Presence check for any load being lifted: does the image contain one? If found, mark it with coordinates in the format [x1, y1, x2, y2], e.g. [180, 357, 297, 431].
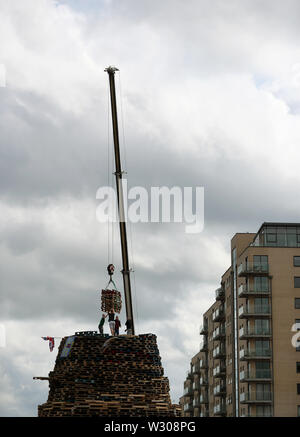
[101, 264, 122, 313]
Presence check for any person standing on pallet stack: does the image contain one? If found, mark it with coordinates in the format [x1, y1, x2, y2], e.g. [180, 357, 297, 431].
[114, 316, 121, 336]
[108, 308, 115, 336]
[125, 319, 132, 335]
[98, 313, 107, 335]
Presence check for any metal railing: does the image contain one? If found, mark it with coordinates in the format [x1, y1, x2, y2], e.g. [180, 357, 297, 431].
[239, 326, 272, 337]
[240, 392, 272, 402]
[239, 304, 271, 317]
[239, 348, 272, 359]
[238, 262, 269, 275]
[238, 283, 270, 296]
[239, 369, 272, 380]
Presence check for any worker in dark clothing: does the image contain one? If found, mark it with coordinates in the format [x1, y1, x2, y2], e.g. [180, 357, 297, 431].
[108, 309, 115, 336]
[125, 319, 132, 335]
[98, 313, 107, 335]
[114, 316, 121, 336]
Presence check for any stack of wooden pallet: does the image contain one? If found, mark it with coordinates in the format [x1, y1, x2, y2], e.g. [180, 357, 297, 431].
[101, 289, 122, 313]
[38, 332, 180, 417]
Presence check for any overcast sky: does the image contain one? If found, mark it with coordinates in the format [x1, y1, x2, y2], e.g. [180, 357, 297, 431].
[1, 0, 300, 416]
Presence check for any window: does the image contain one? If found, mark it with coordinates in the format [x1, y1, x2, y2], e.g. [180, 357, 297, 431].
[255, 340, 270, 356]
[254, 297, 269, 313]
[256, 361, 271, 378]
[295, 298, 300, 309]
[253, 255, 268, 271]
[296, 362, 300, 373]
[297, 384, 300, 395]
[256, 383, 271, 400]
[257, 405, 272, 417]
[294, 277, 300, 288]
[254, 276, 269, 292]
[298, 405, 300, 417]
[255, 319, 270, 335]
[266, 233, 277, 244]
[294, 256, 300, 267]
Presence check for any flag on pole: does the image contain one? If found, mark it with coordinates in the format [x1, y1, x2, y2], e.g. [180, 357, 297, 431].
[42, 336, 55, 352]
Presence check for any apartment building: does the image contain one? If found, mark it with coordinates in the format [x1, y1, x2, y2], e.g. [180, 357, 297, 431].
[182, 222, 300, 417]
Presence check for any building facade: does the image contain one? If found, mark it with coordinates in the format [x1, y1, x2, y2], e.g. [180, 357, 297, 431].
[182, 223, 300, 417]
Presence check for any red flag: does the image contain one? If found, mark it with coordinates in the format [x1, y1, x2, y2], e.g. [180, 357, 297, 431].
[42, 336, 55, 352]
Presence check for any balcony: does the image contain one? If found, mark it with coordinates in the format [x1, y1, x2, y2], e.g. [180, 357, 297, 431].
[199, 409, 209, 417]
[212, 306, 225, 322]
[238, 262, 269, 277]
[192, 362, 201, 375]
[199, 376, 209, 386]
[193, 380, 200, 392]
[213, 344, 226, 359]
[199, 393, 209, 404]
[240, 392, 273, 404]
[200, 340, 208, 352]
[213, 404, 226, 416]
[215, 287, 225, 301]
[213, 325, 226, 340]
[239, 369, 272, 382]
[185, 370, 192, 381]
[238, 304, 271, 319]
[184, 386, 193, 396]
[183, 402, 193, 412]
[239, 326, 272, 339]
[239, 348, 272, 361]
[213, 364, 226, 378]
[238, 283, 270, 298]
[193, 398, 201, 408]
[213, 384, 226, 397]
[199, 359, 208, 369]
[200, 323, 208, 335]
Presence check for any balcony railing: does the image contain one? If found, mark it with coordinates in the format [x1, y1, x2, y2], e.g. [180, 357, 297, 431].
[213, 344, 226, 359]
[240, 392, 273, 403]
[199, 359, 208, 369]
[192, 363, 201, 374]
[193, 380, 200, 391]
[213, 325, 226, 340]
[184, 386, 193, 396]
[239, 348, 272, 360]
[213, 404, 226, 415]
[239, 304, 271, 318]
[238, 283, 270, 297]
[213, 364, 226, 377]
[200, 323, 208, 335]
[213, 384, 226, 396]
[186, 370, 193, 380]
[193, 398, 200, 408]
[212, 306, 225, 322]
[215, 287, 225, 301]
[199, 410, 209, 417]
[239, 369, 272, 381]
[183, 403, 193, 411]
[199, 376, 209, 386]
[199, 394, 209, 404]
[200, 340, 208, 352]
[238, 262, 269, 276]
[239, 326, 272, 339]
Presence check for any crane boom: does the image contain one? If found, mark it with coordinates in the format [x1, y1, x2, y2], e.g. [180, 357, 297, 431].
[105, 66, 135, 336]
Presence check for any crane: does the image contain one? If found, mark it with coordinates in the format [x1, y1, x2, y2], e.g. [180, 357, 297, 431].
[105, 66, 135, 336]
